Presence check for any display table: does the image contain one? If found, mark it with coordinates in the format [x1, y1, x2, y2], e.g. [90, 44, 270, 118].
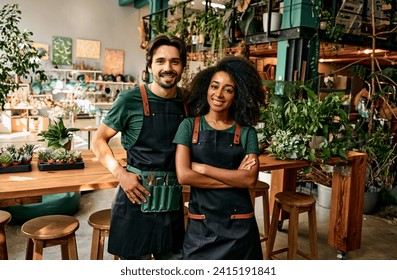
[259, 151, 367, 255]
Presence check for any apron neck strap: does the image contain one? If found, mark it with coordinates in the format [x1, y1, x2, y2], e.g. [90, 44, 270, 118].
[139, 84, 150, 116]
[139, 84, 188, 116]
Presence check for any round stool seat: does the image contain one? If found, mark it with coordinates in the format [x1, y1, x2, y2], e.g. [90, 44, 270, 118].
[21, 215, 79, 240]
[0, 210, 11, 226]
[21, 215, 79, 260]
[275, 191, 316, 208]
[88, 209, 111, 230]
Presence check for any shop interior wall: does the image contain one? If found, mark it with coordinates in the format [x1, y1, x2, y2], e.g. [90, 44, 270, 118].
[15, 0, 148, 83]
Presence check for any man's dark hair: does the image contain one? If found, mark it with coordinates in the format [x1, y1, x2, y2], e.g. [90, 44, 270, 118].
[145, 35, 187, 69]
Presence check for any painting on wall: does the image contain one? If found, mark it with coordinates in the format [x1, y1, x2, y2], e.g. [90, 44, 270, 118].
[52, 36, 72, 66]
[103, 49, 124, 75]
[32, 42, 49, 60]
[76, 39, 101, 59]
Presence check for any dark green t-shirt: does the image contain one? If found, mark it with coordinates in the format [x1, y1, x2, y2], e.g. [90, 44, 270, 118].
[103, 84, 184, 150]
[173, 116, 260, 155]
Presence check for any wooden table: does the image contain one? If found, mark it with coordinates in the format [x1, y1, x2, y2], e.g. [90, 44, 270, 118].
[259, 151, 367, 256]
[0, 148, 367, 256]
[0, 149, 126, 208]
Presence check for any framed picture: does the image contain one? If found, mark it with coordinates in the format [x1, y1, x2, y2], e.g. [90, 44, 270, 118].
[52, 36, 72, 66]
[103, 49, 124, 75]
[32, 42, 49, 60]
[76, 39, 101, 59]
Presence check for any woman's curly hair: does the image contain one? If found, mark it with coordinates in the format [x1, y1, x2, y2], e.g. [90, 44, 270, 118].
[186, 56, 265, 126]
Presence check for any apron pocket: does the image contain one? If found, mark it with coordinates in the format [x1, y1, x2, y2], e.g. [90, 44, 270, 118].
[141, 184, 182, 213]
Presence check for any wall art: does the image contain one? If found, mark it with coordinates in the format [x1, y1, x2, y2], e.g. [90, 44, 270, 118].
[52, 36, 72, 66]
[32, 42, 49, 60]
[76, 39, 101, 59]
[103, 49, 124, 75]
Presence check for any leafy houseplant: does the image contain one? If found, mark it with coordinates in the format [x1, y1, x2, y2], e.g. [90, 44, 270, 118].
[37, 118, 79, 149]
[260, 80, 352, 163]
[0, 4, 47, 109]
[359, 125, 397, 192]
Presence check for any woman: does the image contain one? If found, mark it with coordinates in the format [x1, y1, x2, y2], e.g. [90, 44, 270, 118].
[173, 56, 265, 259]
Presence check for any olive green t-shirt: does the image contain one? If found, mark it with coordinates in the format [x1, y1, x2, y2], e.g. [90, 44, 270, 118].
[103, 84, 184, 150]
[173, 116, 260, 155]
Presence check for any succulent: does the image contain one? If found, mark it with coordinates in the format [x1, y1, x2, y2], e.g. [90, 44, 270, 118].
[22, 143, 36, 156]
[0, 152, 13, 165]
[12, 150, 23, 163]
[37, 148, 52, 161]
[21, 143, 36, 163]
[5, 144, 17, 155]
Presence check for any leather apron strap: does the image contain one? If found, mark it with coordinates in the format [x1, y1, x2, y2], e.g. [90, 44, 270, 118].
[139, 84, 150, 116]
[139, 84, 188, 116]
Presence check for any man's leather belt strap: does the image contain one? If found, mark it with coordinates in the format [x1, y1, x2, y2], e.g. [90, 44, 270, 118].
[188, 212, 255, 220]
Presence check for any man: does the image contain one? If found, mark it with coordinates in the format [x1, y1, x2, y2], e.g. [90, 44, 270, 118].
[91, 35, 187, 260]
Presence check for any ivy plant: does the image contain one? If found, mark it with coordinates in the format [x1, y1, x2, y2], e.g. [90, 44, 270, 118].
[0, 4, 47, 109]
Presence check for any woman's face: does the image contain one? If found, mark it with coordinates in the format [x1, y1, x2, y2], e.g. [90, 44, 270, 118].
[207, 71, 236, 113]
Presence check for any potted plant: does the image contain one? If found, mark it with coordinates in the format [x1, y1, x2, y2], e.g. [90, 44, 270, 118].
[0, 152, 12, 167]
[319, 9, 331, 31]
[355, 124, 397, 213]
[260, 80, 352, 163]
[262, 0, 282, 34]
[0, 4, 47, 109]
[37, 148, 51, 163]
[37, 118, 79, 149]
[22, 143, 36, 164]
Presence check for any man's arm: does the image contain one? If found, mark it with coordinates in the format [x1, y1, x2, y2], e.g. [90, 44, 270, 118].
[91, 123, 150, 204]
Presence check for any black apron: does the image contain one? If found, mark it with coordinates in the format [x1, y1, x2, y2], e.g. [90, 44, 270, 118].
[108, 84, 185, 258]
[183, 116, 263, 260]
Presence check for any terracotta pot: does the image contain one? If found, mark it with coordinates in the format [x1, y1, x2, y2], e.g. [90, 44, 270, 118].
[64, 140, 72, 150]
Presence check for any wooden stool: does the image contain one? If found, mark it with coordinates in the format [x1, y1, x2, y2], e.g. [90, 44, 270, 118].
[87, 209, 118, 260]
[0, 210, 12, 260]
[265, 191, 318, 260]
[249, 181, 270, 242]
[21, 215, 79, 260]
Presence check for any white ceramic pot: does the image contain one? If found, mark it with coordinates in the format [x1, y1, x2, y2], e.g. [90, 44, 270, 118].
[320, 21, 328, 30]
[317, 183, 331, 209]
[263, 12, 282, 33]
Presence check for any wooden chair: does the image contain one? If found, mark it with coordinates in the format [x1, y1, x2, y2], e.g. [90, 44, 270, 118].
[0, 210, 11, 260]
[249, 181, 270, 243]
[87, 208, 118, 260]
[265, 191, 318, 260]
[21, 215, 79, 260]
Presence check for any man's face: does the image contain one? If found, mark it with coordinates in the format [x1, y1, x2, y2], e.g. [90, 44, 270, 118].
[148, 45, 183, 89]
